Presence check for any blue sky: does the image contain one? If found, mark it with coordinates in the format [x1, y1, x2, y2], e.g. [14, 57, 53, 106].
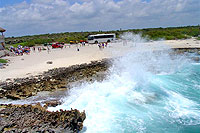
[0, 0, 199, 37]
[0, 0, 150, 8]
[0, 0, 31, 7]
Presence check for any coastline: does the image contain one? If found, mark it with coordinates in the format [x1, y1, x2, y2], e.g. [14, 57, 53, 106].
[0, 39, 200, 82]
[0, 59, 111, 100]
[0, 38, 200, 132]
[1, 39, 200, 99]
[0, 59, 111, 132]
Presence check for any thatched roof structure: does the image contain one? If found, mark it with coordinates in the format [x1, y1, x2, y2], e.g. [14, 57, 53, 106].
[0, 27, 6, 32]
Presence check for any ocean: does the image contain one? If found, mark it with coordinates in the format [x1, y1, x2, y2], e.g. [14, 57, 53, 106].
[48, 35, 200, 133]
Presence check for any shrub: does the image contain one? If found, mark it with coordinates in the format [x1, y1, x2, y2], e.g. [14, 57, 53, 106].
[165, 36, 176, 40]
[0, 59, 8, 63]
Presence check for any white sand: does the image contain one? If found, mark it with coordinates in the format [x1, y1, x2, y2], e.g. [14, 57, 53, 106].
[0, 38, 200, 81]
[162, 38, 200, 48]
[0, 43, 129, 81]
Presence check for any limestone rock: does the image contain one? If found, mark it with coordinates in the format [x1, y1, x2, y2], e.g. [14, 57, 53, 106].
[0, 104, 86, 132]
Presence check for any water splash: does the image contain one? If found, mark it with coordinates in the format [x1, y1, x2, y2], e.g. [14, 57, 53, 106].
[48, 33, 200, 132]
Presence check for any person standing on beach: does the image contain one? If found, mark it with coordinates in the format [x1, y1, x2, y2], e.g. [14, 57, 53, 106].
[38, 47, 41, 52]
[32, 46, 36, 52]
[105, 42, 108, 47]
[98, 43, 102, 50]
[102, 43, 104, 49]
[47, 45, 50, 54]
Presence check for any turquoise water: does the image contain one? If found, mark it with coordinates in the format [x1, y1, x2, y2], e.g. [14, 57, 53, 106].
[48, 39, 200, 133]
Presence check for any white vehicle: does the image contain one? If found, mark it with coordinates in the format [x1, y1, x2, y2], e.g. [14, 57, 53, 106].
[87, 34, 116, 44]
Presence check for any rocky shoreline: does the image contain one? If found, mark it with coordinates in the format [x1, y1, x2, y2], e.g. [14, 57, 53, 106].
[1, 48, 200, 100]
[173, 48, 200, 61]
[0, 58, 112, 100]
[0, 58, 112, 132]
[0, 48, 199, 132]
[0, 103, 86, 132]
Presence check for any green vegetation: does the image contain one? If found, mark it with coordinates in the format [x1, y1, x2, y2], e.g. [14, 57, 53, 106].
[0, 59, 8, 63]
[5, 25, 200, 47]
[140, 26, 199, 40]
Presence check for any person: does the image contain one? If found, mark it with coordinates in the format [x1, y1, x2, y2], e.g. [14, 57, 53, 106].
[38, 47, 41, 52]
[102, 43, 104, 49]
[18, 45, 22, 49]
[47, 45, 50, 54]
[25, 47, 30, 54]
[98, 43, 102, 50]
[32, 46, 36, 52]
[9, 46, 14, 52]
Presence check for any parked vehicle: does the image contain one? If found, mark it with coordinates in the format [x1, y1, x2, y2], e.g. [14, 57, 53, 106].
[70, 41, 78, 44]
[52, 43, 63, 48]
[80, 40, 88, 43]
[87, 34, 116, 44]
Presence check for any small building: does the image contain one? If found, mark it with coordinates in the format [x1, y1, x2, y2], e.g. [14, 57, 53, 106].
[0, 27, 6, 50]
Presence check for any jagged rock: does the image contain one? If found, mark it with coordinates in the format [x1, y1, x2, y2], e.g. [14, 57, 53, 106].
[0, 59, 111, 100]
[188, 49, 196, 53]
[43, 100, 62, 107]
[5, 94, 21, 100]
[192, 57, 200, 62]
[0, 104, 86, 132]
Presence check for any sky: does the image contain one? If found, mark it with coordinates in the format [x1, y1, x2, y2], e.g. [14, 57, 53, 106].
[0, 0, 199, 37]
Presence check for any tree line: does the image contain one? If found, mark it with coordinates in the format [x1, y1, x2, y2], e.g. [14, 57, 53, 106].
[5, 25, 200, 47]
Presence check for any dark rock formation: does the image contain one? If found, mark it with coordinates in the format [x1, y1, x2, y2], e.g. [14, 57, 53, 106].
[173, 48, 200, 55]
[0, 103, 86, 133]
[192, 56, 200, 62]
[43, 100, 62, 107]
[0, 59, 112, 100]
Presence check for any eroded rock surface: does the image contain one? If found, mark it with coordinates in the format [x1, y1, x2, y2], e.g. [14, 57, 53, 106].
[0, 104, 86, 133]
[0, 59, 111, 99]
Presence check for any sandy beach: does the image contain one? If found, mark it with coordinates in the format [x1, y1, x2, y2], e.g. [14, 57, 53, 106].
[0, 38, 200, 81]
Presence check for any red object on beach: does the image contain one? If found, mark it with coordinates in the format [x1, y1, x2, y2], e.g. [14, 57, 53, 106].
[80, 40, 88, 43]
[52, 43, 63, 48]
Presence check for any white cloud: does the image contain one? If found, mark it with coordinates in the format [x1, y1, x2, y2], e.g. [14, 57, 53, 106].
[0, 0, 199, 36]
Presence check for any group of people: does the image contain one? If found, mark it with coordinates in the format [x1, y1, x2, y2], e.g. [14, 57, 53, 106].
[9, 45, 31, 56]
[9, 41, 104, 56]
[32, 46, 43, 52]
[98, 42, 108, 50]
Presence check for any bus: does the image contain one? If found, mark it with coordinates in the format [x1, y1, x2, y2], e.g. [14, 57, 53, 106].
[87, 34, 116, 44]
